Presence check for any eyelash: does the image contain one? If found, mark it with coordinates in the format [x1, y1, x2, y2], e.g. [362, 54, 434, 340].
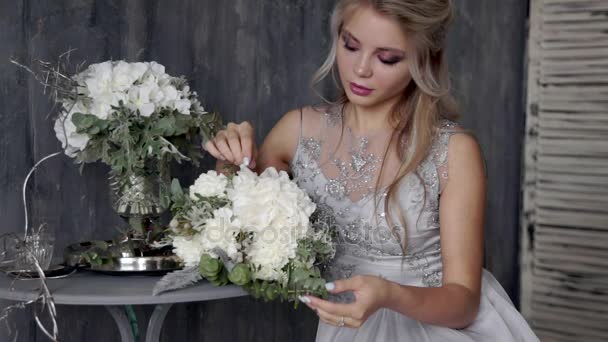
[342, 42, 402, 66]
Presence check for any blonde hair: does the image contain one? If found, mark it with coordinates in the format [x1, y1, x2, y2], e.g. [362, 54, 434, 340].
[311, 0, 458, 253]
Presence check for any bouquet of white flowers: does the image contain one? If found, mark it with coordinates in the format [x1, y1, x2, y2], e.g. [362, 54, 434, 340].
[158, 167, 335, 302]
[13, 56, 224, 253]
[52, 60, 221, 175]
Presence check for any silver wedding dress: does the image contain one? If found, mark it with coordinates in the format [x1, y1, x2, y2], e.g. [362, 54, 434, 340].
[290, 106, 539, 342]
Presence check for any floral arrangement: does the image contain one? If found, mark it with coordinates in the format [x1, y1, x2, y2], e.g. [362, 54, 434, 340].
[51, 60, 222, 177]
[159, 167, 336, 302]
[11, 56, 225, 262]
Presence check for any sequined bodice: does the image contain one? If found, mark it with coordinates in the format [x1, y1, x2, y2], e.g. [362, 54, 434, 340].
[290, 106, 462, 288]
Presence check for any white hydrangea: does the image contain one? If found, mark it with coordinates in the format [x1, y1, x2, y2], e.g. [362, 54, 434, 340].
[172, 166, 322, 280]
[172, 235, 204, 268]
[70, 61, 193, 121]
[53, 101, 91, 157]
[189, 170, 228, 199]
[247, 238, 298, 281]
[199, 207, 243, 262]
[228, 167, 316, 280]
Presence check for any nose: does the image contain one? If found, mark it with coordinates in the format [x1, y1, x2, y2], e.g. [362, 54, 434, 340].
[354, 54, 373, 78]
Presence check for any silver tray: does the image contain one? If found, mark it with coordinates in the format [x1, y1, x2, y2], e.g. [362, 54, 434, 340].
[87, 255, 182, 275]
[64, 241, 183, 275]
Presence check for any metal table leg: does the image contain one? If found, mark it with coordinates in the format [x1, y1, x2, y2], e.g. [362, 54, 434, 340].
[106, 306, 136, 342]
[145, 303, 173, 342]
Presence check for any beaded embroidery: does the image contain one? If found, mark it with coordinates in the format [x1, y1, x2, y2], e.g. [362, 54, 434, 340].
[326, 129, 382, 201]
[290, 110, 463, 288]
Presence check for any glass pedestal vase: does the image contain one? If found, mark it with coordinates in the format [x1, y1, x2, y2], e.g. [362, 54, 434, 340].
[108, 162, 171, 241]
[73, 162, 181, 274]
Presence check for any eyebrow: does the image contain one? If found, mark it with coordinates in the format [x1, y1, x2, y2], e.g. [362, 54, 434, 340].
[342, 29, 406, 55]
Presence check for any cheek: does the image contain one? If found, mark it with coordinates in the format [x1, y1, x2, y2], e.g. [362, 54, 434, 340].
[336, 50, 353, 78]
[375, 67, 412, 93]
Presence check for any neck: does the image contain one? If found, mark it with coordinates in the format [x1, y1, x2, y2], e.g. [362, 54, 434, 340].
[344, 99, 399, 135]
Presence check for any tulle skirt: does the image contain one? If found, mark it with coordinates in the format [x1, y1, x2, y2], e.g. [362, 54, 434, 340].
[316, 269, 539, 342]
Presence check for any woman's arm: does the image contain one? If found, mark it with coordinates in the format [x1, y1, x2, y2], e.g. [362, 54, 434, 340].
[254, 108, 302, 173]
[383, 132, 486, 328]
[206, 108, 303, 174]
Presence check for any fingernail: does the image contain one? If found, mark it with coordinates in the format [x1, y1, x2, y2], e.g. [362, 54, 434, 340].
[298, 295, 310, 304]
[325, 282, 335, 291]
[242, 157, 250, 167]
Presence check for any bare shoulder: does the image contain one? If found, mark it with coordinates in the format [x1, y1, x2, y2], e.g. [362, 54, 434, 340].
[445, 132, 485, 185]
[271, 105, 321, 136]
[271, 105, 327, 137]
[448, 133, 481, 158]
[257, 105, 321, 172]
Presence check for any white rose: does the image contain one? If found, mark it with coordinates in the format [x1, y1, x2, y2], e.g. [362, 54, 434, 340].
[189, 170, 228, 199]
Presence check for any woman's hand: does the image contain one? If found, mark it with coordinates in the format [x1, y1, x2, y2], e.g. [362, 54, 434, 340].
[204, 122, 257, 168]
[300, 275, 395, 328]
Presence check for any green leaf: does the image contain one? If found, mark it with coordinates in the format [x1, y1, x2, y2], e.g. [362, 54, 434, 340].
[291, 268, 312, 285]
[87, 126, 101, 135]
[153, 116, 176, 136]
[72, 112, 97, 129]
[171, 178, 184, 197]
[173, 114, 192, 136]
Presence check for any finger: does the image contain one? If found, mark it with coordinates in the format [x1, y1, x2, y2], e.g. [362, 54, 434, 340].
[225, 130, 244, 165]
[326, 276, 361, 294]
[214, 135, 236, 164]
[250, 144, 258, 169]
[306, 296, 352, 317]
[315, 308, 342, 327]
[237, 122, 255, 167]
[203, 140, 225, 161]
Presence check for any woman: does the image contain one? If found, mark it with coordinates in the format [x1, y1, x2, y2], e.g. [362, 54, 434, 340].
[205, 0, 539, 341]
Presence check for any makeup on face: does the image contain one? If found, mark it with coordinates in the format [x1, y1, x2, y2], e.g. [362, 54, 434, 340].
[341, 30, 406, 66]
[336, 7, 414, 108]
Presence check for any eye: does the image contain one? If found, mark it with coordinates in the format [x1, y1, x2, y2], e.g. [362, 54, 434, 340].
[341, 34, 359, 52]
[379, 57, 401, 65]
[344, 43, 358, 52]
[379, 54, 404, 65]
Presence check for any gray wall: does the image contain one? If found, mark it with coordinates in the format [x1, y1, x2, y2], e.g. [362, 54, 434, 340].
[0, 0, 528, 341]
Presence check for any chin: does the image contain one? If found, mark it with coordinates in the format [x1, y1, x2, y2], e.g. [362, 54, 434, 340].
[345, 93, 383, 108]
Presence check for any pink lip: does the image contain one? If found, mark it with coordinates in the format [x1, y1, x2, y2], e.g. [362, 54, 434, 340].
[349, 82, 374, 96]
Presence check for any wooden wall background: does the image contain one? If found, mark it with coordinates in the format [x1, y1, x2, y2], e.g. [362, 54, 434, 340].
[0, 0, 529, 341]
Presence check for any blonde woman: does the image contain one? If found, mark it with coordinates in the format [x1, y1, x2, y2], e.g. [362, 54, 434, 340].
[205, 0, 539, 341]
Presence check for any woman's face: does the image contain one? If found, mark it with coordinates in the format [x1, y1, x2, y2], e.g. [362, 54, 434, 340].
[336, 6, 413, 110]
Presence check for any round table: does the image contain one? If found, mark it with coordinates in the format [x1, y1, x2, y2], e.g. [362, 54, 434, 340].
[0, 270, 248, 342]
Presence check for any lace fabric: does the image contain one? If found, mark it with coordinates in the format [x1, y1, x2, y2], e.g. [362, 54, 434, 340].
[290, 105, 466, 288]
[292, 107, 541, 342]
